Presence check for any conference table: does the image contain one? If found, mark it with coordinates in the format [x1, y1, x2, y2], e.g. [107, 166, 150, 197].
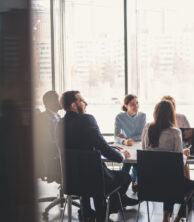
[106, 142, 142, 164]
[105, 142, 194, 165]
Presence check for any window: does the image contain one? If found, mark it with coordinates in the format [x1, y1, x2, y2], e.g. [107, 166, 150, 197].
[135, 0, 194, 125]
[63, 0, 125, 133]
[33, 0, 194, 131]
[32, 0, 52, 110]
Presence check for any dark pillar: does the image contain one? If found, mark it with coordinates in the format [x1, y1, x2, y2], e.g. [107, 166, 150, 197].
[0, 1, 37, 222]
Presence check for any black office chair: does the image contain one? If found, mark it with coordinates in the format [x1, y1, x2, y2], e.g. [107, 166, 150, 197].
[37, 144, 81, 219]
[136, 150, 193, 222]
[60, 149, 126, 222]
[37, 156, 65, 218]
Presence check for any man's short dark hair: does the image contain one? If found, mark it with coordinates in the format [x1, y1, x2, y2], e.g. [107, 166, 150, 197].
[60, 90, 80, 111]
[43, 90, 58, 108]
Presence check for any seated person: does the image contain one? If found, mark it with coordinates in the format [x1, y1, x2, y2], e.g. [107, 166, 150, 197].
[56, 90, 138, 222]
[36, 90, 61, 182]
[161, 95, 190, 128]
[161, 95, 191, 179]
[114, 94, 146, 193]
[142, 100, 194, 222]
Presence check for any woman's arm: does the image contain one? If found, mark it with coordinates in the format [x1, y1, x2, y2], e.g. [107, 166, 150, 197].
[114, 116, 125, 144]
[131, 113, 147, 141]
[174, 129, 183, 153]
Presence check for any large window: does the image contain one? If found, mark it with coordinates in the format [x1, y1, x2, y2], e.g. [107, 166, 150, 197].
[135, 0, 194, 125]
[63, 0, 125, 133]
[32, 0, 52, 110]
[33, 0, 194, 131]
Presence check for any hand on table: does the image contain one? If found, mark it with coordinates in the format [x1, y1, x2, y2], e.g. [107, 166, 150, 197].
[121, 149, 131, 159]
[117, 134, 134, 146]
[123, 138, 134, 146]
[111, 145, 123, 151]
[183, 148, 190, 158]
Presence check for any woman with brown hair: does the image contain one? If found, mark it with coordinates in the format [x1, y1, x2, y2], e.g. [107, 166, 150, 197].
[162, 95, 191, 179]
[114, 94, 146, 193]
[142, 100, 194, 222]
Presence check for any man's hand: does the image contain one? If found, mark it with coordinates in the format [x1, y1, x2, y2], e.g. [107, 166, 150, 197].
[183, 148, 190, 158]
[121, 149, 131, 159]
[123, 138, 134, 146]
[111, 146, 123, 151]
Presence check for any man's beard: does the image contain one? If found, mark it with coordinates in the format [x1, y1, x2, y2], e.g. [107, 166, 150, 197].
[76, 103, 84, 114]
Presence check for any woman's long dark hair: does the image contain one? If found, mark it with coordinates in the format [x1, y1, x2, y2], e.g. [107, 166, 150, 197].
[148, 100, 176, 147]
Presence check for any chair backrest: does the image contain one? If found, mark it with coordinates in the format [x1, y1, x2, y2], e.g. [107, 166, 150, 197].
[62, 149, 105, 198]
[137, 150, 185, 203]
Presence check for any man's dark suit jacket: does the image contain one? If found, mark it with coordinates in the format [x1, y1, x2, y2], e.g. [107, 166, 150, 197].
[56, 111, 124, 187]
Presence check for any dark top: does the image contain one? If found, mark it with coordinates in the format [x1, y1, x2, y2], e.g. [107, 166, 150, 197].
[57, 111, 123, 162]
[56, 111, 124, 185]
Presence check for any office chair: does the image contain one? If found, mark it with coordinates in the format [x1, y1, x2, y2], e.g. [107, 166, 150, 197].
[37, 146, 80, 218]
[37, 157, 64, 218]
[136, 150, 193, 222]
[60, 149, 126, 222]
[35, 111, 80, 218]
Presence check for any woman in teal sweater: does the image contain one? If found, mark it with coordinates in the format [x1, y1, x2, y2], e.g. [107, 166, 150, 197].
[114, 94, 146, 192]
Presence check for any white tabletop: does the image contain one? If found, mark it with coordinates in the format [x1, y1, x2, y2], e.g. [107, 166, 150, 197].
[102, 142, 142, 164]
[114, 142, 142, 163]
[105, 142, 194, 165]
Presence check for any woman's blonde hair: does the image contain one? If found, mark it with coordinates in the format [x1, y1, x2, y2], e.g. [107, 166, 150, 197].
[161, 95, 176, 109]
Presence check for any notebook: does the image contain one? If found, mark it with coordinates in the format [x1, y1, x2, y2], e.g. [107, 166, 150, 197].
[180, 128, 194, 158]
